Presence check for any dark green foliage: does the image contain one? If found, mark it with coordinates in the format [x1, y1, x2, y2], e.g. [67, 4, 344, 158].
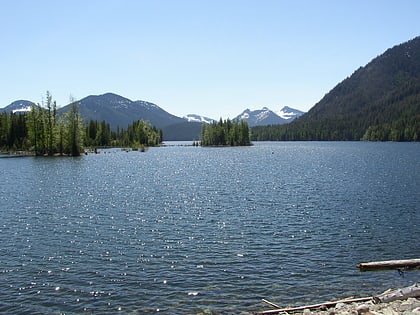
[84, 119, 162, 148]
[45, 91, 57, 155]
[120, 119, 162, 147]
[27, 103, 48, 155]
[64, 99, 84, 156]
[0, 112, 9, 147]
[201, 118, 251, 146]
[251, 36, 420, 142]
[0, 112, 28, 150]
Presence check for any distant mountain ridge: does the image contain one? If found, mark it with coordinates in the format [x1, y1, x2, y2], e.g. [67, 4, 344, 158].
[184, 106, 304, 127]
[1, 94, 304, 140]
[235, 106, 304, 127]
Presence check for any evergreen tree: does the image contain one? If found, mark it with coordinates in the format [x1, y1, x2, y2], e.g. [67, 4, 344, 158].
[45, 91, 57, 155]
[26, 103, 47, 155]
[95, 120, 111, 146]
[201, 118, 251, 146]
[63, 97, 84, 156]
[57, 115, 65, 155]
[8, 113, 27, 150]
[0, 112, 9, 149]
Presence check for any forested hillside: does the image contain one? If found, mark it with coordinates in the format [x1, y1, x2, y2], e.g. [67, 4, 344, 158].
[0, 92, 162, 155]
[252, 36, 420, 141]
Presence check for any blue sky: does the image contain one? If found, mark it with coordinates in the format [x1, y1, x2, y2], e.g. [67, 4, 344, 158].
[1, 0, 419, 119]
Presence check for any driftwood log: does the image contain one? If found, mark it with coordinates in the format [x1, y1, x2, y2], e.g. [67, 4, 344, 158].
[374, 283, 420, 303]
[256, 297, 373, 314]
[262, 299, 281, 309]
[357, 258, 420, 271]
[257, 284, 419, 315]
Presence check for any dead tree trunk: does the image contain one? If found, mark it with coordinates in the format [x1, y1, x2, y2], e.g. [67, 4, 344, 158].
[374, 283, 420, 303]
[357, 258, 420, 271]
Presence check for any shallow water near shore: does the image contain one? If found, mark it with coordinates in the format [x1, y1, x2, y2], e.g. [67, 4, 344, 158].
[0, 142, 419, 314]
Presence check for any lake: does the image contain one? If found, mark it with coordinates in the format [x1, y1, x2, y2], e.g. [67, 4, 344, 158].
[0, 142, 419, 314]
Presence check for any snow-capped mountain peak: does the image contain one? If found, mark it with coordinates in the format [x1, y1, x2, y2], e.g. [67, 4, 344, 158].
[235, 106, 304, 127]
[240, 109, 251, 120]
[276, 106, 305, 120]
[183, 114, 215, 124]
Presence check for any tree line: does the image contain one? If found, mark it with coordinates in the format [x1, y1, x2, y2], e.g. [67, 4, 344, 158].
[201, 118, 251, 146]
[0, 92, 162, 155]
[251, 69, 420, 142]
[1, 92, 84, 156]
[251, 86, 419, 142]
[85, 119, 162, 148]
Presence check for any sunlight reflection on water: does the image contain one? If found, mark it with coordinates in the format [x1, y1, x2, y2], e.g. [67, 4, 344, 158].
[0, 142, 419, 314]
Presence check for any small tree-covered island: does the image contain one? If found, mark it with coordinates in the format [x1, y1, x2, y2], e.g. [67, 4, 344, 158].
[200, 118, 251, 146]
[0, 92, 162, 156]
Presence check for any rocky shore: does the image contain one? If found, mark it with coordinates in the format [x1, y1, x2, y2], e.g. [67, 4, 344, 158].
[299, 297, 420, 315]
[255, 298, 420, 315]
[256, 284, 420, 315]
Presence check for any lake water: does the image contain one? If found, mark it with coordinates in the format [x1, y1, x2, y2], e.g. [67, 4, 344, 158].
[0, 142, 419, 314]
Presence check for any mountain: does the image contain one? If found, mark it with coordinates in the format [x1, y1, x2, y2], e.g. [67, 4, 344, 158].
[183, 114, 215, 124]
[276, 106, 305, 120]
[57, 93, 204, 141]
[58, 93, 185, 131]
[252, 36, 420, 141]
[162, 121, 203, 141]
[235, 106, 304, 127]
[0, 100, 33, 114]
[1, 93, 204, 141]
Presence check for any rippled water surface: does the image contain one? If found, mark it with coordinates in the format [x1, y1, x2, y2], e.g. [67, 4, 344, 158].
[0, 142, 419, 314]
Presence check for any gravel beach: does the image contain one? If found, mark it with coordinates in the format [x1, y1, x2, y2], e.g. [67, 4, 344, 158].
[255, 284, 420, 315]
[298, 297, 420, 315]
[254, 298, 420, 315]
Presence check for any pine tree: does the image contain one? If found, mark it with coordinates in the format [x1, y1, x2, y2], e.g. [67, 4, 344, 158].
[64, 97, 84, 156]
[45, 91, 57, 155]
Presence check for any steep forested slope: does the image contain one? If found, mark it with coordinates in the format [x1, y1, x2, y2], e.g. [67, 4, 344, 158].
[252, 36, 420, 141]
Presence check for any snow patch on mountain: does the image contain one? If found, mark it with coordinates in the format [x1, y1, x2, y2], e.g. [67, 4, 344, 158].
[240, 111, 250, 119]
[256, 108, 271, 121]
[276, 106, 305, 120]
[135, 100, 159, 111]
[0, 100, 33, 114]
[183, 114, 215, 124]
[12, 106, 32, 113]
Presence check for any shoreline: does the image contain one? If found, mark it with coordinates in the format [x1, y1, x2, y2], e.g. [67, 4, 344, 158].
[256, 297, 420, 315]
[256, 284, 420, 315]
[298, 297, 419, 315]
